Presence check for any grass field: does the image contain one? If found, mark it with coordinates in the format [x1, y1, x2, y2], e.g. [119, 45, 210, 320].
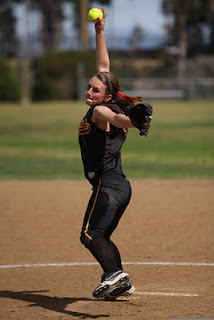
[0, 100, 214, 179]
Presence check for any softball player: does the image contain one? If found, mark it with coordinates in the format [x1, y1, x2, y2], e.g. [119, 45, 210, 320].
[79, 8, 143, 300]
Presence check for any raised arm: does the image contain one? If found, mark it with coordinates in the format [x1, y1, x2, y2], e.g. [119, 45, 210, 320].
[95, 8, 110, 73]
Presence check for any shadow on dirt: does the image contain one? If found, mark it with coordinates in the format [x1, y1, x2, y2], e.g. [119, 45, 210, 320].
[0, 290, 110, 318]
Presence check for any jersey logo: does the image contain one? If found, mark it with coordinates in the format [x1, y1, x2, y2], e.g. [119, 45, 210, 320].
[79, 118, 91, 135]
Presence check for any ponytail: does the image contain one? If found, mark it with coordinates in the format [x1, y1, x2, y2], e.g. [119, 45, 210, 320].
[94, 71, 143, 112]
[115, 92, 144, 112]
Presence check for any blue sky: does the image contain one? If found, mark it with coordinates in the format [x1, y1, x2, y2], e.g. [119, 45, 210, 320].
[16, 0, 166, 52]
[91, 0, 165, 33]
[89, 0, 166, 49]
[16, 0, 165, 36]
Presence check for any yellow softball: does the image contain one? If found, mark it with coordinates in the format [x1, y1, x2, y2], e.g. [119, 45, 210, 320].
[88, 8, 103, 23]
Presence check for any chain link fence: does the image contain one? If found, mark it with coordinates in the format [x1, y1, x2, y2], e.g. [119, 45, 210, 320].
[78, 74, 214, 100]
[112, 78, 214, 100]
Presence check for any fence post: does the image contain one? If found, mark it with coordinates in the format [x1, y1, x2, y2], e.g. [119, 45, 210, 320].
[17, 59, 32, 106]
[77, 63, 86, 101]
[186, 79, 196, 100]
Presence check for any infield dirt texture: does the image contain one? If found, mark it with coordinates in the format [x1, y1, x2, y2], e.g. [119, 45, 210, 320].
[0, 179, 213, 319]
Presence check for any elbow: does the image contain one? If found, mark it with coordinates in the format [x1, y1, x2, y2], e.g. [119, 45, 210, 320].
[97, 64, 110, 73]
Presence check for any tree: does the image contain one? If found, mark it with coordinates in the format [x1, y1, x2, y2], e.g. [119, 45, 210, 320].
[162, 0, 214, 77]
[129, 24, 144, 54]
[1, 0, 113, 56]
[68, 0, 112, 49]
[31, 0, 112, 52]
[0, 0, 18, 56]
[208, 0, 214, 53]
[29, 0, 64, 52]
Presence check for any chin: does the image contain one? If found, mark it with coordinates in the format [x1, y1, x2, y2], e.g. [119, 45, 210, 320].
[85, 98, 94, 106]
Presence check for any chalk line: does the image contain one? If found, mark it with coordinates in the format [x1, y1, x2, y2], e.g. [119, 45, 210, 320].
[134, 291, 199, 297]
[0, 261, 214, 269]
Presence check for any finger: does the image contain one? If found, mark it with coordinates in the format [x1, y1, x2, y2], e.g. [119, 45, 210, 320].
[102, 7, 105, 19]
[97, 6, 105, 20]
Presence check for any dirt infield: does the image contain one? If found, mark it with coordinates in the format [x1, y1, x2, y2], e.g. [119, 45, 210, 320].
[0, 179, 214, 320]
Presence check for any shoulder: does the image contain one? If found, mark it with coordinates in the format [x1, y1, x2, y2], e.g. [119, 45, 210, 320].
[92, 105, 113, 118]
[91, 104, 119, 126]
[95, 103, 122, 114]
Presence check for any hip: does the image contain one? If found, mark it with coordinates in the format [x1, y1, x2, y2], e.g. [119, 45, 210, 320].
[93, 172, 132, 204]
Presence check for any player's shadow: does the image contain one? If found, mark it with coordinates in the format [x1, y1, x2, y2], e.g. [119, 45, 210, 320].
[0, 290, 110, 319]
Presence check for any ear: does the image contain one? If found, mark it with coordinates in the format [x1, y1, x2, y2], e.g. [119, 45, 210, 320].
[104, 94, 112, 102]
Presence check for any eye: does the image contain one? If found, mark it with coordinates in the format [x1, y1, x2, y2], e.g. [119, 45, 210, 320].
[86, 84, 91, 90]
[93, 88, 99, 93]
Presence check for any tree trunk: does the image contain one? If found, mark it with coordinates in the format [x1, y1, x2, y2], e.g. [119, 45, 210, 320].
[80, 0, 89, 50]
[41, 3, 63, 53]
[174, 0, 187, 78]
[177, 21, 187, 78]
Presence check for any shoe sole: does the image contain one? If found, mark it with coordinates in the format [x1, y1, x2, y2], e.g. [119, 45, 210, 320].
[105, 284, 135, 300]
[93, 273, 129, 299]
[120, 285, 135, 297]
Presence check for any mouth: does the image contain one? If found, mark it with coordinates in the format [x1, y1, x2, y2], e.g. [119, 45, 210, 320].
[86, 97, 93, 104]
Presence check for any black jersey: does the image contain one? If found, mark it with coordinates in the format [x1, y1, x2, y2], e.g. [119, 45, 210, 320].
[78, 103, 128, 182]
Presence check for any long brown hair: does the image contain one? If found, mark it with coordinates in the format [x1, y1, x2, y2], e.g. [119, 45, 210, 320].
[95, 71, 143, 112]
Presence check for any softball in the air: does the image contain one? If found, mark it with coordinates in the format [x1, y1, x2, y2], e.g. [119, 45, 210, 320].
[88, 8, 103, 23]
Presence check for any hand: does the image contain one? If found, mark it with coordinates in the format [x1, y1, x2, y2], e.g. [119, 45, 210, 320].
[95, 7, 106, 34]
[124, 103, 153, 137]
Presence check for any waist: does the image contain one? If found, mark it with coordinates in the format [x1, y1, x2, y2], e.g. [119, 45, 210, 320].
[89, 170, 126, 186]
[100, 171, 125, 179]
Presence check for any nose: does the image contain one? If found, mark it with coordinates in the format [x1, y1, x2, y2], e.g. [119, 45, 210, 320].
[86, 87, 92, 94]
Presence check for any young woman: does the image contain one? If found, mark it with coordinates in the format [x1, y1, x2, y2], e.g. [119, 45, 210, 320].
[79, 8, 143, 300]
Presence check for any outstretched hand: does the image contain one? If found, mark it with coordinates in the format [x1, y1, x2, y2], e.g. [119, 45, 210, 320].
[95, 7, 106, 33]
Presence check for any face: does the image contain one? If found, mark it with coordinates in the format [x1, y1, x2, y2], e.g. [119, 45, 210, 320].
[85, 76, 111, 107]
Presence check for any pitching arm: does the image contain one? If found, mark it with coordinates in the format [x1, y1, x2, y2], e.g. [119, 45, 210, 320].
[95, 8, 110, 73]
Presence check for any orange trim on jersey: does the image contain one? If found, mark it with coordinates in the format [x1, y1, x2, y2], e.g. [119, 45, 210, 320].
[79, 118, 91, 136]
[84, 179, 101, 240]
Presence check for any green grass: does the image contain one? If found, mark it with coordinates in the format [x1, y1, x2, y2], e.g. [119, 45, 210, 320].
[0, 100, 214, 179]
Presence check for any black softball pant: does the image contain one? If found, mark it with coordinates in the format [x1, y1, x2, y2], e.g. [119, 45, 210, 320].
[80, 174, 132, 275]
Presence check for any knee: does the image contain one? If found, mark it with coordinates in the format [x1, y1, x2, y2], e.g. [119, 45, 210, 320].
[80, 232, 91, 249]
[80, 230, 105, 248]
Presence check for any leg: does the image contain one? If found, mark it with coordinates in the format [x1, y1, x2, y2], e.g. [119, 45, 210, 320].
[80, 176, 132, 298]
[108, 240, 123, 270]
[81, 176, 131, 273]
[105, 182, 132, 272]
[86, 236, 119, 273]
[80, 180, 120, 274]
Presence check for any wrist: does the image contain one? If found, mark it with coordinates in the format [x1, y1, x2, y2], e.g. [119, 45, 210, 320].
[96, 29, 105, 36]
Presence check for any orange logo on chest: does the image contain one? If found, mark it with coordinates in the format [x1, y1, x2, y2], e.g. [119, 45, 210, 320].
[79, 118, 91, 135]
